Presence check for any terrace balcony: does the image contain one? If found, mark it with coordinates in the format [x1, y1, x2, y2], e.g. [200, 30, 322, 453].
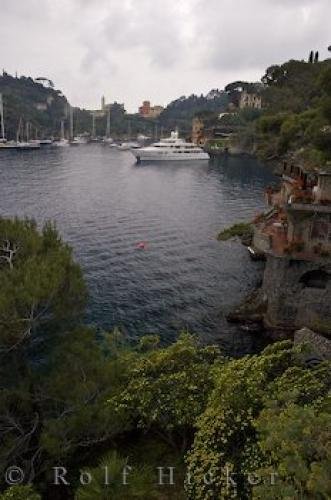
[252, 209, 330, 261]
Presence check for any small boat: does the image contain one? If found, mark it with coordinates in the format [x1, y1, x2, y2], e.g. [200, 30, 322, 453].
[71, 136, 88, 145]
[15, 141, 41, 150]
[103, 110, 112, 144]
[0, 140, 18, 150]
[15, 120, 41, 149]
[53, 121, 70, 147]
[118, 141, 140, 151]
[0, 96, 40, 150]
[247, 246, 266, 261]
[39, 139, 53, 146]
[53, 139, 70, 147]
[103, 137, 114, 145]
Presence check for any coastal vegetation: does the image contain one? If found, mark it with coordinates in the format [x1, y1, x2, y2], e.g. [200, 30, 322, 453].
[0, 217, 330, 499]
[3, 54, 330, 151]
[234, 58, 331, 167]
[0, 72, 162, 140]
[217, 222, 253, 242]
[0, 73, 70, 139]
[159, 91, 229, 134]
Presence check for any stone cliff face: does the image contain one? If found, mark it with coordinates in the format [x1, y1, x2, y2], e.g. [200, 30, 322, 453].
[262, 255, 331, 331]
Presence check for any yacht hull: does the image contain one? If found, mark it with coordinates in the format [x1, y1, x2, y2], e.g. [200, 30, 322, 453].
[132, 150, 210, 162]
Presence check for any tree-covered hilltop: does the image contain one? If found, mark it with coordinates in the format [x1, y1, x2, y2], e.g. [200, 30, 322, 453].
[0, 217, 330, 499]
[234, 57, 331, 168]
[0, 72, 171, 140]
[0, 72, 72, 139]
[159, 90, 230, 133]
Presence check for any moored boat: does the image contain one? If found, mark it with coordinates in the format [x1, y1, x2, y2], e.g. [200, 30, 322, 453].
[131, 131, 210, 162]
[53, 139, 70, 147]
[118, 141, 140, 151]
[71, 136, 88, 145]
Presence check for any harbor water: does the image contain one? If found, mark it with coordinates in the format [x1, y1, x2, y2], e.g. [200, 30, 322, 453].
[0, 146, 276, 355]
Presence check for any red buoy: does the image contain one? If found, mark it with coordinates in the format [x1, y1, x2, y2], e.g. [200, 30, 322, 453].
[136, 241, 147, 250]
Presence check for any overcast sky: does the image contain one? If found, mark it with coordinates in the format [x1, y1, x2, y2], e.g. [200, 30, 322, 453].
[1, 0, 330, 112]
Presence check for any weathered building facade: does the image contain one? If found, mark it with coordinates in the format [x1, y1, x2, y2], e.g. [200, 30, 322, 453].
[251, 160, 331, 332]
[239, 91, 262, 110]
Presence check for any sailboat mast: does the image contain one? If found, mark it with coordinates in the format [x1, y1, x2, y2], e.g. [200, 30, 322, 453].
[60, 120, 65, 140]
[106, 109, 110, 138]
[92, 113, 96, 138]
[69, 106, 74, 140]
[0, 93, 5, 141]
[17, 117, 23, 142]
[128, 120, 131, 140]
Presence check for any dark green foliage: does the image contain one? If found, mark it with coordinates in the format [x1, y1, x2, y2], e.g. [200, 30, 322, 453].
[0, 485, 41, 500]
[252, 395, 330, 498]
[217, 222, 253, 242]
[159, 92, 229, 133]
[0, 217, 330, 500]
[243, 58, 331, 163]
[0, 73, 69, 139]
[109, 334, 223, 451]
[185, 341, 331, 499]
[75, 451, 158, 500]
[0, 218, 94, 486]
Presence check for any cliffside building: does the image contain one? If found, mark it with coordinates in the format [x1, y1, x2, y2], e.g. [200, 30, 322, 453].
[251, 160, 331, 332]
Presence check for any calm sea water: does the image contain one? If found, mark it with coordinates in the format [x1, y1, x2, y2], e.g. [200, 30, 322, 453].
[0, 146, 275, 355]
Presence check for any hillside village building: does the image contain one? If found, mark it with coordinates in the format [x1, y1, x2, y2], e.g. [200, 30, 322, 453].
[138, 101, 164, 118]
[191, 118, 205, 145]
[239, 91, 262, 109]
[251, 159, 331, 331]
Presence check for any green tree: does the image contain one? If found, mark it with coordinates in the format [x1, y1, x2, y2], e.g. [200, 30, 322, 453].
[110, 334, 222, 452]
[185, 341, 331, 499]
[75, 451, 158, 500]
[0, 485, 41, 500]
[0, 218, 125, 487]
[252, 400, 331, 499]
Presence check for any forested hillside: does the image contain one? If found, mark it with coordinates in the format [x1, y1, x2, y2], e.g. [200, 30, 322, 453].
[159, 90, 229, 132]
[236, 58, 331, 167]
[0, 73, 70, 139]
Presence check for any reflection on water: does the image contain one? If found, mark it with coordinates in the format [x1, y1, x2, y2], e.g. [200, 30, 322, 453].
[0, 146, 275, 355]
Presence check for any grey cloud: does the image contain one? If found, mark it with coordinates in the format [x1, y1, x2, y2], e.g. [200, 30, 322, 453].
[191, 0, 331, 72]
[0, 0, 330, 111]
[96, 0, 188, 68]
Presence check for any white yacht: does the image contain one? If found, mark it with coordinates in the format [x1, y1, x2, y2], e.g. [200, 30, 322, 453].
[131, 131, 210, 162]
